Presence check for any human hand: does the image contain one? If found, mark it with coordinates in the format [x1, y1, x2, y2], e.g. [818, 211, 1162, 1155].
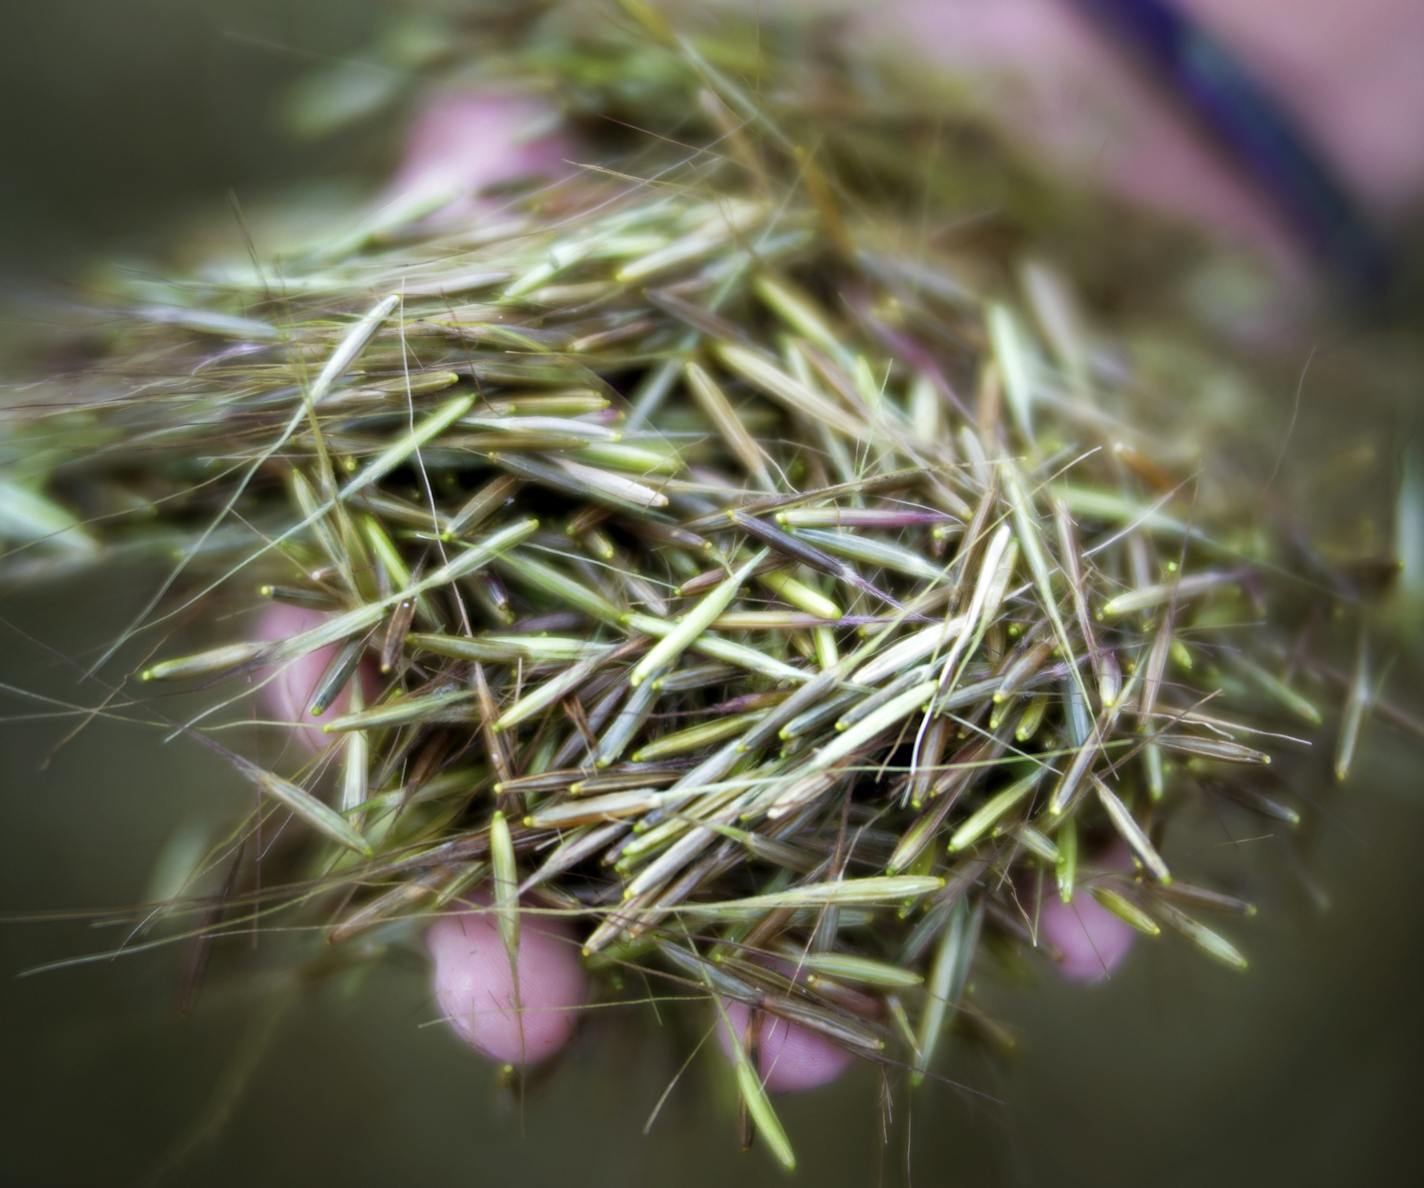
[251, 0, 1421, 1090]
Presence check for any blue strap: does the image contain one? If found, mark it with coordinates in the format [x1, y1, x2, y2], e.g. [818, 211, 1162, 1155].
[1066, 0, 1388, 294]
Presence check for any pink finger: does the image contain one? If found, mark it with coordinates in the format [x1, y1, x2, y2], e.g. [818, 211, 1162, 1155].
[426, 901, 589, 1066]
[253, 603, 375, 754]
[387, 91, 572, 209]
[1039, 841, 1139, 983]
[716, 1000, 856, 1093]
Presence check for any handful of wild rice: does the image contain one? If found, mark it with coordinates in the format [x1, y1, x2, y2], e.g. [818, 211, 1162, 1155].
[0, 9, 1380, 1166]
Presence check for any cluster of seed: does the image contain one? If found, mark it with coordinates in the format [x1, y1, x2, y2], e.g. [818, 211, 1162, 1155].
[0, 33, 1368, 1161]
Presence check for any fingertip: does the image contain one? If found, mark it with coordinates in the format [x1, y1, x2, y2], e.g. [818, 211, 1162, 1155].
[717, 1001, 855, 1094]
[253, 604, 375, 753]
[1041, 842, 1140, 983]
[427, 902, 589, 1067]
[390, 91, 572, 208]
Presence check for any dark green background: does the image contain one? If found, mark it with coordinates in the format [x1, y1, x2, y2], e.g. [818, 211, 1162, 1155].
[3, 4, 1423, 1186]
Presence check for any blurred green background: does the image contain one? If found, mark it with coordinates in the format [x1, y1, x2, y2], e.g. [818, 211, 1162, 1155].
[3, 3, 1423, 1186]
